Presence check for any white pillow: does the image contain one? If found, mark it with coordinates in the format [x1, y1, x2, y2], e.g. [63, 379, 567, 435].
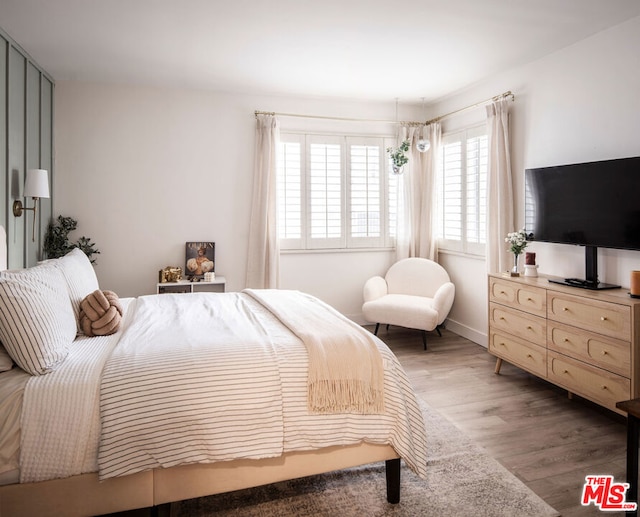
[0, 344, 13, 372]
[0, 264, 77, 375]
[52, 248, 100, 333]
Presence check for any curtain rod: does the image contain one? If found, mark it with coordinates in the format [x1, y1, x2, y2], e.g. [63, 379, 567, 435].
[426, 90, 514, 125]
[254, 90, 514, 126]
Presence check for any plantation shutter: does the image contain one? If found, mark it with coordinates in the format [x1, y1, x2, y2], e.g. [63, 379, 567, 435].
[308, 136, 344, 248]
[437, 125, 488, 255]
[465, 129, 488, 254]
[277, 133, 396, 250]
[348, 138, 384, 247]
[439, 137, 463, 251]
[276, 137, 303, 249]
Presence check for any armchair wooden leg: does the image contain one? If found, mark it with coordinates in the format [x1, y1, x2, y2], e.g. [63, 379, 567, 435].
[374, 323, 380, 335]
[422, 330, 427, 351]
[494, 358, 503, 374]
[436, 325, 442, 337]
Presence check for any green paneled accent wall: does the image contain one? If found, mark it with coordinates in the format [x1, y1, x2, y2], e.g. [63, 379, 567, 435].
[0, 36, 6, 237]
[1, 28, 54, 268]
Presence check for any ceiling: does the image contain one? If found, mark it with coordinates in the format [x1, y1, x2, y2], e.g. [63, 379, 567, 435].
[1, 0, 639, 103]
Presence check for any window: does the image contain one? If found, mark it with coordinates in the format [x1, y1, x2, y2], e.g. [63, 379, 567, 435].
[436, 125, 488, 255]
[277, 133, 398, 250]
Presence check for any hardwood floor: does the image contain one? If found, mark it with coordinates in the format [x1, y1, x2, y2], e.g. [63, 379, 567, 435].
[380, 324, 629, 516]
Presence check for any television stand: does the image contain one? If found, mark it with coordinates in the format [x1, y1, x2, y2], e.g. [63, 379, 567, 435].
[549, 277, 620, 290]
[549, 245, 620, 290]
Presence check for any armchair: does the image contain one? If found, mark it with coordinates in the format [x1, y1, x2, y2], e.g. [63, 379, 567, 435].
[362, 258, 455, 350]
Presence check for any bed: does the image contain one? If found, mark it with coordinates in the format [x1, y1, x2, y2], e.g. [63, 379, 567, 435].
[0, 226, 427, 517]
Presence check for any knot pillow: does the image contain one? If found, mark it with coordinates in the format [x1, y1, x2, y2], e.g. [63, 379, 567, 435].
[79, 290, 123, 337]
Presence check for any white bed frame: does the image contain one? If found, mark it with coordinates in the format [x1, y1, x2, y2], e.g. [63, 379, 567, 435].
[0, 444, 400, 516]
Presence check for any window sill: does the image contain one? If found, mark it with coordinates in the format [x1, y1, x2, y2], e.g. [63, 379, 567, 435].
[438, 248, 486, 261]
[280, 247, 395, 255]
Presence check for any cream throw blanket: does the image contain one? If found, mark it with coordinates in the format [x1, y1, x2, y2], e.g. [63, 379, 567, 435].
[244, 289, 384, 414]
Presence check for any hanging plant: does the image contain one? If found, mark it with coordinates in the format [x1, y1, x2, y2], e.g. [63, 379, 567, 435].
[43, 215, 100, 264]
[386, 140, 410, 174]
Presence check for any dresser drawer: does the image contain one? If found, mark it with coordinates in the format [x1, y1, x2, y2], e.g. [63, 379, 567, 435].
[490, 331, 547, 378]
[489, 303, 546, 347]
[489, 278, 546, 318]
[548, 351, 630, 412]
[547, 292, 630, 341]
[548, 322, 630, 378]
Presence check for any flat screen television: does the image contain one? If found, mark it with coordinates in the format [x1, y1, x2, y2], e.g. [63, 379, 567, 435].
[525, 156, 640, 290]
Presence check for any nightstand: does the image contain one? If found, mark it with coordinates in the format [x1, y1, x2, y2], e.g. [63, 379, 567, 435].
[157, 277, 226, 294]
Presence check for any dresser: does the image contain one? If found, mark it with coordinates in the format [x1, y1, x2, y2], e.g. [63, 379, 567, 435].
[488, 273, 640, 414]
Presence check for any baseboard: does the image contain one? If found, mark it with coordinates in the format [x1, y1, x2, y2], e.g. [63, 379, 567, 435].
[443, 319, 487, 348]
[352, 314, 487, 348]
[349, 313, 369, 326]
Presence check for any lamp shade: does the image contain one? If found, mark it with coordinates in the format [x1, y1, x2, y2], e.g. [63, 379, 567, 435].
[24, 169, 50, 199]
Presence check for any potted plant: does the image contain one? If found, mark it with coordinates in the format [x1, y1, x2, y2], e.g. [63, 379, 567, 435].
[387, 140, 410, 174]
[43, 215, 100, 264]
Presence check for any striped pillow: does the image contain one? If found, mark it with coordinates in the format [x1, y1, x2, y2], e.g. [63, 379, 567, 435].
[50, 248, 100, 334]
[0, 344, 13, 372]
[0, 264, 77, 375]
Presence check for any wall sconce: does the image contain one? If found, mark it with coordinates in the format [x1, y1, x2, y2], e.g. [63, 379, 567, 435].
[13, 169, 50, 241]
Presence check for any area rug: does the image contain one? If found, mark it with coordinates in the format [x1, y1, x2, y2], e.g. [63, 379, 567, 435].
[171, 400, 559, 516]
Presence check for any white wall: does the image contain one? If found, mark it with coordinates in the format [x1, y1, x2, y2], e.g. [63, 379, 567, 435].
[54, 14, 640, 341]
[54, 85, 421, 319]
[432, 15, 640, 345]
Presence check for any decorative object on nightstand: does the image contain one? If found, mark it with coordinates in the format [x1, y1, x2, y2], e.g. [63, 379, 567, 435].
[185, 242, 215, 280]
[159, 266, 182, 283]
[505, 228, 528, 276]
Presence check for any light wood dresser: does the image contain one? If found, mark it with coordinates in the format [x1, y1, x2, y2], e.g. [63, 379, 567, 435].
[488, 273, 640, 414]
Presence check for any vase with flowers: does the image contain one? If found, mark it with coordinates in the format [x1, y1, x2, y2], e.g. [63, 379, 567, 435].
[505, 228, 528, 276]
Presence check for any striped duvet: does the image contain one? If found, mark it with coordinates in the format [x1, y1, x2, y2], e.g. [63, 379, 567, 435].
[22, 291, 428, 483]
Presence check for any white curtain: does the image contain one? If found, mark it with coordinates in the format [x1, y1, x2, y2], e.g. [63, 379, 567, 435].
[485, 99, 514, 274]
[395, 122, 441, 262]
[246, 114, 280, 288]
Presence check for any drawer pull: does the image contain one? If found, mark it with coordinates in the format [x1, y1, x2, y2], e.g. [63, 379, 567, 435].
[602, 350, 608, 356]
[563, 338, 570, 342]
[527, 297, 533, 301]
[601, 385, 608, 390]
[527, 325, 533, 330]
[563, 369, 569, 374]
[601, 316, 607, 321]
[563, 307, 569, 312]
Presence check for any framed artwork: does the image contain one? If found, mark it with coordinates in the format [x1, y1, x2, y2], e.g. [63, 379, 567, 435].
[185, 242, 215, 279]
